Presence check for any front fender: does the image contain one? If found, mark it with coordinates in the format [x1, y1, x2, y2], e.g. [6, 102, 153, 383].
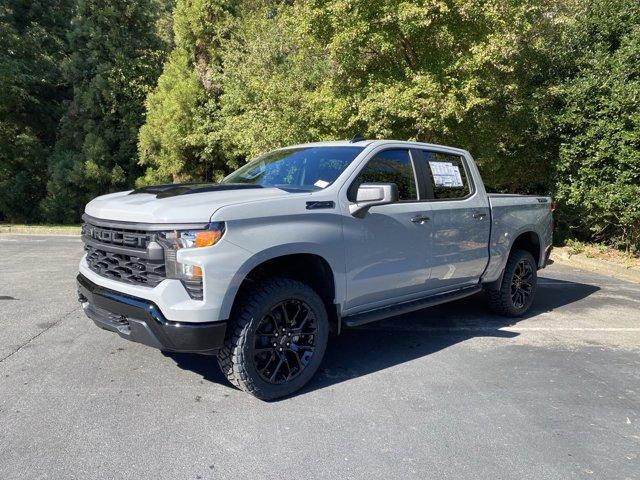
[217, 242, 345, 321]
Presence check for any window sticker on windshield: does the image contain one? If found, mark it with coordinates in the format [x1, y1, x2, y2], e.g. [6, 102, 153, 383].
[314, 179, 329, 189]
[429, 161, 463, 187]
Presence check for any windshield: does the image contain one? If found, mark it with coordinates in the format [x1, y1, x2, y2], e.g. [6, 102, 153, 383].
[222, 146, 364, 191]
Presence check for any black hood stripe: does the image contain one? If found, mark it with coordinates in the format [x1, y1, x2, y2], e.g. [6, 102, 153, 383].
[130, 183, 264, 198]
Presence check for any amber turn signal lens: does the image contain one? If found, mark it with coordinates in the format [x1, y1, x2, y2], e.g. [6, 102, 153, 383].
[195, 230, 222, 248]
[192, 266, 203, 278]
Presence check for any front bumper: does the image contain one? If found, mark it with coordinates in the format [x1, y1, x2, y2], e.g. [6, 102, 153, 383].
[77, 273, 227, 354]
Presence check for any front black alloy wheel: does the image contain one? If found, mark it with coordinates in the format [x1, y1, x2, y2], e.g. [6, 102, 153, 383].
[217, 278, 329, 400]
[253, 299, 318, 384]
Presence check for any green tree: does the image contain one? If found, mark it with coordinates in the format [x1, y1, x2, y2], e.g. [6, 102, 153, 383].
[43, 0, 168, 223]
[137, 0, 236, 185]
[219, 0, 563, 193]
[218, 0, 335, 159]
[555, 0, 640, 252]
[0, 0, 73, 222]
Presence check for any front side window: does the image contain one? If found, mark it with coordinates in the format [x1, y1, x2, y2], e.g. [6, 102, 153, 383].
[422, 151, 471, 199]
[352, 149, 418, 201]
[222, 146, 364, 191]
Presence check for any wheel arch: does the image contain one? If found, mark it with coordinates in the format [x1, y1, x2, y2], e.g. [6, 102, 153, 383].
[220, 246, 343, 334]
[511, 230, 542, 267]
[483, 229, 543, 289]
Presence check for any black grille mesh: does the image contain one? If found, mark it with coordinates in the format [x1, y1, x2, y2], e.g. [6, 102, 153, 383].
[84, 244, 166, 286]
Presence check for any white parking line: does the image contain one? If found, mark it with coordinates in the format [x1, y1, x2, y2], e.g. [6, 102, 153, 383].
[501, 327, 640, 332]
[538, 280, 638, 286]
[360, 326, 640, 332]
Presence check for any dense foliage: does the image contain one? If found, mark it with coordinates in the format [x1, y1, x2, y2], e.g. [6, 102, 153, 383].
[219, 0, 562, 194]
[0, 0, 74, 222]
[42, 0, 169, 222]
[0, 0, 638, 252]
[138, 0, 235, 185]
[554, 0, 640, 252]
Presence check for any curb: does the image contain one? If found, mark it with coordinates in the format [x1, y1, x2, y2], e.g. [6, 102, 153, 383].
[551, 250, 640, 284]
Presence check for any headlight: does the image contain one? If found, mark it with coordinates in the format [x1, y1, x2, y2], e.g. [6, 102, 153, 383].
[160, 223, 225, 251]
[157, 222, 225, 297]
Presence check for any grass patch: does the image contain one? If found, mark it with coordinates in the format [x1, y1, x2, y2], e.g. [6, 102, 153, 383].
[562, 239, 640, 269]
[0, 224, 81, 235]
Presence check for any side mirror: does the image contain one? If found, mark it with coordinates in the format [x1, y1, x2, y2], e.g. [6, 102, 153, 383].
[349, 183, 399, 217]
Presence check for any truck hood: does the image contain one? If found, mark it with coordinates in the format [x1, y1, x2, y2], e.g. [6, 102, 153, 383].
[84, 184, 292, 224]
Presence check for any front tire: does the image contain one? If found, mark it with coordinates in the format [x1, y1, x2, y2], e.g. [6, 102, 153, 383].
[485, 249, 538, 317]
[217, 278, 329, 400]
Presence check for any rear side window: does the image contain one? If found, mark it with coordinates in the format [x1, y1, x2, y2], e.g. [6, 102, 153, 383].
[352, 149, 418, 201]
[421, 151, 471, 200]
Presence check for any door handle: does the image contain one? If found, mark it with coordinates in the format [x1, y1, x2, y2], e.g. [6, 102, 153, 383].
[472, 212, 487, 220]
[410, 215, 430, 224]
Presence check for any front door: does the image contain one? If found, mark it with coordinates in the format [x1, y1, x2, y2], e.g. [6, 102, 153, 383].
[342, 148, 432, 313]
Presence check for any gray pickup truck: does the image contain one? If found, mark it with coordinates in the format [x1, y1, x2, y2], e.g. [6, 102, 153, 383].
[77, 139, 553, 399]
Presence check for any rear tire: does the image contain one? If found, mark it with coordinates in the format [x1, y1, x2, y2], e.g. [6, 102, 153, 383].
[485, 249, 537, 317]
[217, 277, 329, 400]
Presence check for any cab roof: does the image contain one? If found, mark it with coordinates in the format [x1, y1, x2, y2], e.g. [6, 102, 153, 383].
[283, 139, 469, 156]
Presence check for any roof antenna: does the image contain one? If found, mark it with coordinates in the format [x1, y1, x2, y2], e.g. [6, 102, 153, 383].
[349, 133, 365, 143]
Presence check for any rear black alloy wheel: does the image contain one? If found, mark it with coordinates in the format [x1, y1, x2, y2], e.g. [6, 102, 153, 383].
[253, 299, 318, 384]
[217, 278, 329, 400]
[485, 249, 538, 317]
[510, 259, 534, 310]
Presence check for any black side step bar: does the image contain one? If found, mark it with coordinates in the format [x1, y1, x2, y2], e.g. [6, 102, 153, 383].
[342, 285, 482, 328]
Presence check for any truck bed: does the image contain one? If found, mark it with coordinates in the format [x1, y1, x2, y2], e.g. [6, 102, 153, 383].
[481, 193, 554, 282]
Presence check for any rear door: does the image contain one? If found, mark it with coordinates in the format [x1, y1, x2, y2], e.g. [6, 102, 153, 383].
[413, 149, 491, 292]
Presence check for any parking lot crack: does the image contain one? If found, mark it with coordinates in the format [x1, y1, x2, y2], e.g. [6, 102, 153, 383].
[0, 305, 80, 364]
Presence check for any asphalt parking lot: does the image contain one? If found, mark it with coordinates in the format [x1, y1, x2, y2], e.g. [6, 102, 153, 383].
[1, 235, 639, 480]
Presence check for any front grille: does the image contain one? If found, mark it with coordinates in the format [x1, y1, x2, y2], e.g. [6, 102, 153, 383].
[81, 218, 204, 300]
[82, 222, 151, 249]
[82, 222, 166, 287]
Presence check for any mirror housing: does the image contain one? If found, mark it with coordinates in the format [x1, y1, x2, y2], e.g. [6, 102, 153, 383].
[349, 183, 399, 217]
